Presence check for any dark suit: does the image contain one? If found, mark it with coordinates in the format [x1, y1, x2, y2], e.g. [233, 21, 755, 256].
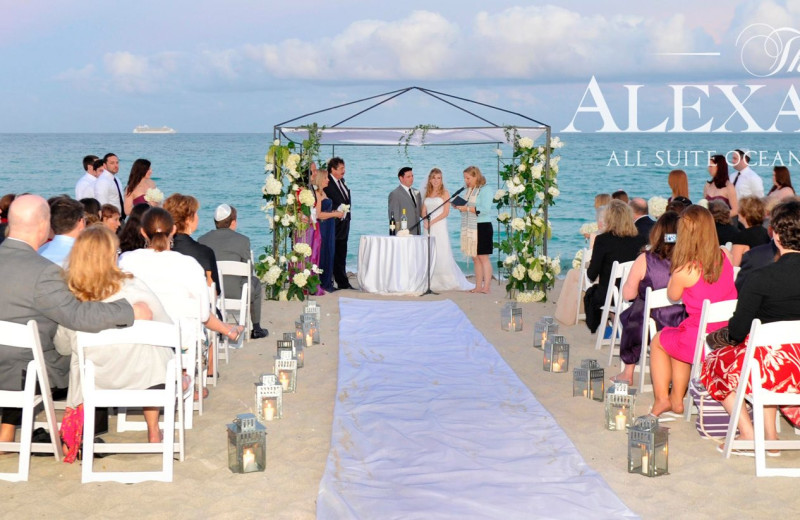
[634, 215, 654, 242]
[735, 240, 778, 293]
[388, 185, 423, 235]
[199, 228, 263, 323]
[323, 174, 352, 289]
[0, 238, 134, 425]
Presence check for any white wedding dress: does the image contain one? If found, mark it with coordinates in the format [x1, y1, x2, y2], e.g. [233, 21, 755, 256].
[424, 197, 475, 292]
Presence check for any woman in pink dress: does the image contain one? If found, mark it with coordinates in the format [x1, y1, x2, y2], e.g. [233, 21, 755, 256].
[649, 205, 737, 417]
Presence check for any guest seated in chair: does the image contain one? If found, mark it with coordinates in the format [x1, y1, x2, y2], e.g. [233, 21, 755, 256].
[199, 204, 269, 339]
[731, 196, 770, 266]
[701, 200, 800, 452]
[583, 200, 646, 334]
[612, 212, 685, 385]
[648, 206, 737, 417]
[55, 227, 173, 460]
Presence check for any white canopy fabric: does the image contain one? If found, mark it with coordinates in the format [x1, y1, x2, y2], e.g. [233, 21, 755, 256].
[317, 298, 638, 519]
[279, 127, 547, 146]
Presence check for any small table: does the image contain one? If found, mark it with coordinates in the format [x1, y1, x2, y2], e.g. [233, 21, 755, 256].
[357, 235, 437, 295]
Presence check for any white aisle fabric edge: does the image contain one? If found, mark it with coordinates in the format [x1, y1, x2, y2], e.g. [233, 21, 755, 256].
[317, 298, 638, 520]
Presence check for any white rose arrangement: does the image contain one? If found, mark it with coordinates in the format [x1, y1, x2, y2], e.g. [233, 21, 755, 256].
[337, 204, 350, 217]
[293, 242, 312, 258]
[648, 196, 668, 218]
[579, 222, 598, 236]
[572, 249, 584, 270]
[298, 188, 315, 207]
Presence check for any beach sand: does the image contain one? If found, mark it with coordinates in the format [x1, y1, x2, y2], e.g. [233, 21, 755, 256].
[1, 278, 794, 519]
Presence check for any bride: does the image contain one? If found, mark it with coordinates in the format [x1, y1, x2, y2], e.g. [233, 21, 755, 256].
[422, 168, 475, 292]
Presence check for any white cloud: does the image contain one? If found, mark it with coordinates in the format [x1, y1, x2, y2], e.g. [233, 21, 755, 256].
[102, 51, 180, 93]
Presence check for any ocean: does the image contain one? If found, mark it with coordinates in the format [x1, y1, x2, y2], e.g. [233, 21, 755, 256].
[0, 132, 793, 272]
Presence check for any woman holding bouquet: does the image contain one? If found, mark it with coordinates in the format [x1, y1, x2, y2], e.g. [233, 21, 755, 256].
[124, 158, 162, 215]
[312, 168, 344, 292]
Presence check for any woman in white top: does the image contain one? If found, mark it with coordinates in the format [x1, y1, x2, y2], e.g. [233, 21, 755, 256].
[119, 208, 242, 397]
[421, 168, 474, 291]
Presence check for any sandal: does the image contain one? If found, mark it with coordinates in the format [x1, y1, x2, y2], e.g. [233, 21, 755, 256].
[194, 387, 209, 401]
[718, 443, 754, 457]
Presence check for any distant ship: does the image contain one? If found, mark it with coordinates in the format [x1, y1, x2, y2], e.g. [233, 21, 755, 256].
[133, 125, 176, 134]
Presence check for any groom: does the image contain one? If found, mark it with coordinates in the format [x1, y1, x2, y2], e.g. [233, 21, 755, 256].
[388, 167, 422, 235]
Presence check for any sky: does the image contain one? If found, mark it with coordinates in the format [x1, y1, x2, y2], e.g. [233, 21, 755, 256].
[3, 0, 800, 133]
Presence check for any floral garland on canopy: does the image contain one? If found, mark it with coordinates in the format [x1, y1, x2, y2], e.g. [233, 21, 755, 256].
[254, 126, 324, 301]
[494, 133, 564, 303]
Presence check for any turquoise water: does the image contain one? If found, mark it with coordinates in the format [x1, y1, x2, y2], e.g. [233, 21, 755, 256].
[0, 133, 792, 270]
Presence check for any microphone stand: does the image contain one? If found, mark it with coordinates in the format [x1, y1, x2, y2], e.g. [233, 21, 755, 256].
[409, 187, 465, 297]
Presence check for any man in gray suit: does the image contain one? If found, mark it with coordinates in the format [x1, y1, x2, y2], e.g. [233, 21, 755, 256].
[198, 204, 268, 339]
[0, 195, 151, 443]
[388, 167, 422, 235]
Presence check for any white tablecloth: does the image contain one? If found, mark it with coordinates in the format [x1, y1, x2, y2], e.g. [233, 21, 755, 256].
[357, 235, 436, 295]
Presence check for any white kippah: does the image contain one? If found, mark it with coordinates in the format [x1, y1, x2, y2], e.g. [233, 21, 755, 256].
[214, 203, 232, 221]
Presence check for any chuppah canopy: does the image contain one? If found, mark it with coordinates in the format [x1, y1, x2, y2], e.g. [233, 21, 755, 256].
[273, 86, 550, 147]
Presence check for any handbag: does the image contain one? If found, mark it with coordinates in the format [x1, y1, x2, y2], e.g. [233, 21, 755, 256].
[689, 378, 731, 440]
[706, 326, 735, 350]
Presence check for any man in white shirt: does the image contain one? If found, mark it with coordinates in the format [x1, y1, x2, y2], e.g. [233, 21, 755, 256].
[94, 153, 127, 220]
[730, 149, 764, 199]
[74, 154, 99, 200]
[38, 197, 85, 267]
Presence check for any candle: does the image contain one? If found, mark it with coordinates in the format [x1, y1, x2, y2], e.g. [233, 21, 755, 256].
[263, 399, 275, 421]
[298, 349, 305, 365]
[305, 333, 313, 347]
[615, 410, 626, 430]
[582, 389, 587, 397]
[242, 447, 258, 472]
[541, 331, 546, 349]
[552, 361, 561, 372]
[279, 371, 289, 391]
[641, 452, 649, 474]
[590, 388, 594, 400]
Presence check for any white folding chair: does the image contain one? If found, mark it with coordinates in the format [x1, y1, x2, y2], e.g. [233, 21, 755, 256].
[77, 321, 180, 483]
[217, 260, 252, 343]
[206, 283, 220, 386]
[594, 260, 633, 351]
[636, 288, 684, 393]
[606, 262, 634, 366]
[575, 248, 593, 323]
[723, 319, 800, 476]
[0, 320, 63, 482]
[684, 298, 738, 420]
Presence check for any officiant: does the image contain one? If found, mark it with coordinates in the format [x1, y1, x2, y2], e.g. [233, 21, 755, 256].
[388, 167, 422, 235]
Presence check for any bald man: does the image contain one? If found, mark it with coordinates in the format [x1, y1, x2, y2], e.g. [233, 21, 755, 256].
[630, 197, 654, 242]
[0, 195, 151, 442]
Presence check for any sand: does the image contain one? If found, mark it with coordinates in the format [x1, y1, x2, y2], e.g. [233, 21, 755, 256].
[1, 278, 794, 520]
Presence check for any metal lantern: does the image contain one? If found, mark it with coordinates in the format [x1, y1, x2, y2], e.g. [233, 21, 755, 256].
[283, 332, 304, 368]
[254, 374, 283, 422]
[301, 313, 320, 346]
[605, 383, 637, 431]
[226, 413, 267, 474]
[627, 415, 669, 477]
[543, 335, 569, 373]
[275, 358, 298, 393]
[276, 339, 294, 359]
[534, 316, 559, 350]
[304, 300, 321, 322]
[572, 359, 605, 401]
[500, 302, 523, 332]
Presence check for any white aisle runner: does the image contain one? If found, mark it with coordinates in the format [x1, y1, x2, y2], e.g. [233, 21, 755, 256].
[317, 299, 637, 520]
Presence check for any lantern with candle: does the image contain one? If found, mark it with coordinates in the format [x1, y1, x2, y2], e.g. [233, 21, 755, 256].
[500, 302, 523, 332]
[533, 317, 559, 350]
[274, 358, 297, 393]
[283, 332, 305, 368]
[543, 335, 569, 373]
[605, 382, 637, 431]
[572, 359, 605, 401]
[226, 413, 267, 474]
[627, 415, 669, 477]
[301, 313, 320, 345]
[276, 339, 295, 360]
[254, 374, 283, 422]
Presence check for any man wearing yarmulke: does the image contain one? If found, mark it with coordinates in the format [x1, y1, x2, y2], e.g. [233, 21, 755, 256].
[199, 204, 268, 339]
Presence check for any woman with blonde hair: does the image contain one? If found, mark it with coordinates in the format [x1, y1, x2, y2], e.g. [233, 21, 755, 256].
[456, 166, 493, 293]
[422, 168, 474, 291]
[668, 170, 689, 201]
[584, 200, 646, 333]
[311, 167, 344, 292]
[649, 205, 737, 417]
[55, 226, 173, 458]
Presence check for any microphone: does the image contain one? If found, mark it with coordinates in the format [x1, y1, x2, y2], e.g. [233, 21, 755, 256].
[451, 186, 465, 197]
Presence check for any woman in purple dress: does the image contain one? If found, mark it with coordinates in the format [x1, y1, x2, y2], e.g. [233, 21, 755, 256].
[612, 212, 686, 385]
